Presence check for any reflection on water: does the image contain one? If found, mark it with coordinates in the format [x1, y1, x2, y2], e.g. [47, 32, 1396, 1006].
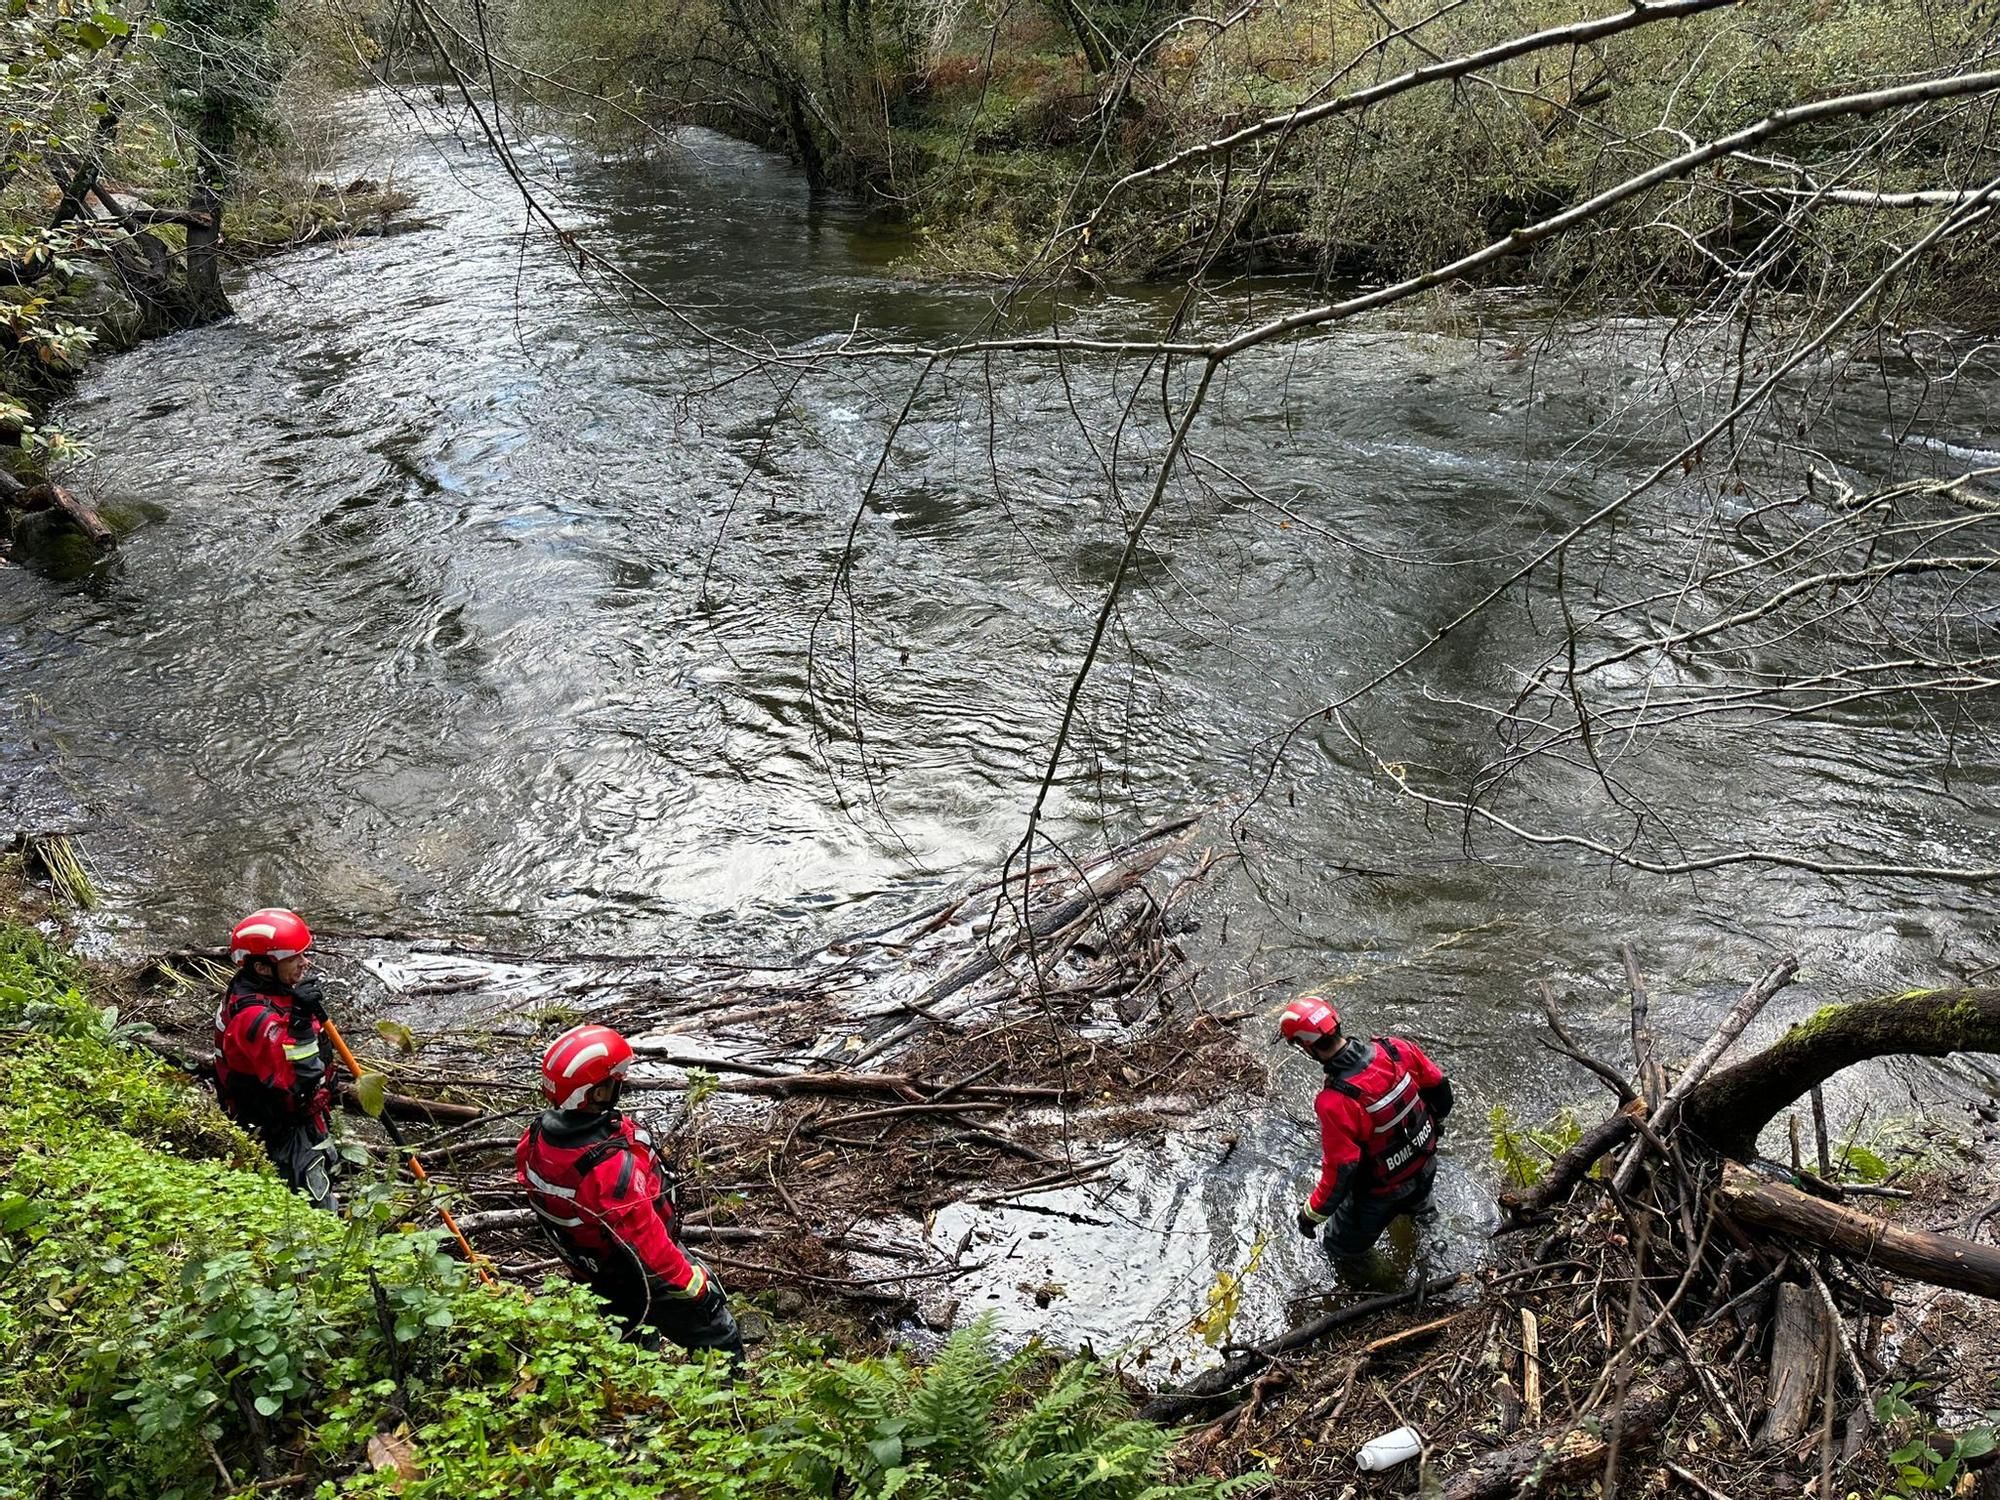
[4, 93, 2000, 1355]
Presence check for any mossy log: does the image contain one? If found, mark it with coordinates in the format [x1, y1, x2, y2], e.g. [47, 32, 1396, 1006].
[1681, 987, 2000, 1159]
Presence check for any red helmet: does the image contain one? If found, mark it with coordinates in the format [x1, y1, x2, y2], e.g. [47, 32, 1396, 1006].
[1279, 995, 1340, 1051]
[540, 1023, 634, 1110]
[231, 908, 314, 964]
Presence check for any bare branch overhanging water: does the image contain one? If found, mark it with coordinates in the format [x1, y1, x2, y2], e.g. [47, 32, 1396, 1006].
[385, 0, 2000, 889]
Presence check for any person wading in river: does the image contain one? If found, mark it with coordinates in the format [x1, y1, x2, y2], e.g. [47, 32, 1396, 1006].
[516, 1023, 745, 1369]
[1281, 995, 1453, 1259]
[214, 908, 339, 1210]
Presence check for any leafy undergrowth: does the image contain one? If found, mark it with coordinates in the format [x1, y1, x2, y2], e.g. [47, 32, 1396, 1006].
[0, 921, 1259, 1500]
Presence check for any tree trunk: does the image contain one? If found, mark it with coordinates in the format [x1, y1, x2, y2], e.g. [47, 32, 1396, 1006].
[184, 105, 234, 324]
[1682, 988, 2000, 1159]
[1717, 1163, 2000, 1300]
[1049, 0, 1111, 74]
[719, 0, 830, 190]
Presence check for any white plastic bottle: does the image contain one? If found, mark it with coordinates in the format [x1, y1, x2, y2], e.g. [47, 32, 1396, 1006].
[1355, 1424, 1424, 1472]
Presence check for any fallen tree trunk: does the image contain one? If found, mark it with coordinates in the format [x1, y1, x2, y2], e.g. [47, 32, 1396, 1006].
[1716, 1163, 2000, 1300]
[1685, 988, 2000, 1159]
[1441, 1362, 1694, 1500]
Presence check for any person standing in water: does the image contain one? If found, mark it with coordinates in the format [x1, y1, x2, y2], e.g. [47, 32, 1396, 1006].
[1280, 994, 1452, 1257]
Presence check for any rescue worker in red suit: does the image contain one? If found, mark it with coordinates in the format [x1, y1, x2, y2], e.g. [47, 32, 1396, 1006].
[516, 1023, 744, 1368]
[214, 908, 339, 1210]
[1281, 995, 1453, 1257]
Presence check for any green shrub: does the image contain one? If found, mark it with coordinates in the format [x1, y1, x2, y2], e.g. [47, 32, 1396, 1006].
[1488, 1104, 1583, 1191]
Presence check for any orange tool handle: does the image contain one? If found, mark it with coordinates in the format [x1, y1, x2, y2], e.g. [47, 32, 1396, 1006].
[322, 1017, 498, 1286]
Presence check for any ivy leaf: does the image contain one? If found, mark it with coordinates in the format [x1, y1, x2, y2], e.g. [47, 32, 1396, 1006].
[252, 1394, 282, 1416]
[353, 1072, 388, 1118]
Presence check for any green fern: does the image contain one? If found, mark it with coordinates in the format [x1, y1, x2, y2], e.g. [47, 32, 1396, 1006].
[770, 1316, 1261, 1500]
[903, 1320, 1014, 1470]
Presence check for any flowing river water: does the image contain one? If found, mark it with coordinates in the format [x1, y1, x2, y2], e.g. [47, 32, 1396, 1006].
[5, 91, 2000, 1358]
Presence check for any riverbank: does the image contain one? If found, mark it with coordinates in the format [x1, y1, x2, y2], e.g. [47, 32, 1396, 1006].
[0, 896, 1258, 1500]
[120, 823, 1278, 1359]
[488, 0, 2000, 304]
[0, 175, 412, 561]
[13, 837, 2000, 1497]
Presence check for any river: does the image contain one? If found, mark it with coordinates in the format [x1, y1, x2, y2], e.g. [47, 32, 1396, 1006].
[4, 91, 1998, 1357]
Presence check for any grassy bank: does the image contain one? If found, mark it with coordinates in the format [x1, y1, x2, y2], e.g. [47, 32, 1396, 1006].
[489, 0, 2000, 306]
[0, 918, 1251, 1499]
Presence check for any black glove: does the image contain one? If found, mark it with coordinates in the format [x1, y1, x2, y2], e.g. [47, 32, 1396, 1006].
[1296, 1208, 1320, 1239]
[291, 977, 328, 1023]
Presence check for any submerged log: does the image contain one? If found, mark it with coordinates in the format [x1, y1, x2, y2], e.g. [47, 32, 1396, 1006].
[1718, 1163, 2000, 1301]
[0, 472, 115, 549]
[1685, 987, 2000, 1159]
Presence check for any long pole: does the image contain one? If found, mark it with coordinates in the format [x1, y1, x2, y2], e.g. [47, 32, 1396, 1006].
[322, 1017, 498, 1287]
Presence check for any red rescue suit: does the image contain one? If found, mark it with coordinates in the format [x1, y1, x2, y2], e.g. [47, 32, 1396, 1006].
[516, 1108, 742, 1362]
[214, 972, 338, 1209]
[214, 974, 332, 1136]
[517, 1111, 707, 1295]
[1303, 1036, 1450, 1224]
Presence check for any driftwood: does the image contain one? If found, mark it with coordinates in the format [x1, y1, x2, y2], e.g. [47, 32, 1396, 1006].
[1499, 1097, 1646, 1222]
[335, 1081, 484, 1126]
[627, 1066, 1068, 1103]
[1610, 955, 1797, 1190]
[1439, 1362, 1694, 1500]
[1756, 1282, 1828, 1449]
[1717, 1163, 2000, 1300]
[1137, 1275, 1462, 1423]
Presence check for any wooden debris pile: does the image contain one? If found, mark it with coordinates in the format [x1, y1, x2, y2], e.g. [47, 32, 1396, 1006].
[206, 818, 1268, 1313]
